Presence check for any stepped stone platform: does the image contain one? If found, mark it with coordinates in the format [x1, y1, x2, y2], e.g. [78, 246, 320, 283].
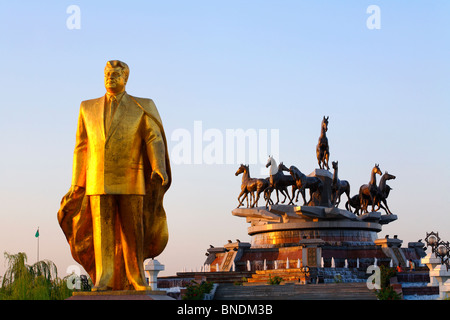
[204, 204, 426, 277]
[214, 282, 377, 300]
[396, 271, 440, 297]
[246, 268, 311, 284]
[68, 290, 175, 300]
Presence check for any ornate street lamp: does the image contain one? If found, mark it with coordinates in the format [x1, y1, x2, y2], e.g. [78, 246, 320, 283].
[436, 241, 450, 270]
[425, 231, 441, 254]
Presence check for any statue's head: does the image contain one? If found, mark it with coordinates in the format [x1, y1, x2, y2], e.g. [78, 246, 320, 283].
[104, 60, 129, 94]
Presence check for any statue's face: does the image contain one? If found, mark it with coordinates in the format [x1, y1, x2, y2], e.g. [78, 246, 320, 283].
[104, 67, 126, 94]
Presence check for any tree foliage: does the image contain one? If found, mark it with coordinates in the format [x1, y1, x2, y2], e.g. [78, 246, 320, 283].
[0, 252, 73, 300]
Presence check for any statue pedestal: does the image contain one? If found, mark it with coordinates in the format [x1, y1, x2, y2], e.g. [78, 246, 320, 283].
[227, 204, 400, 270]
[144, 259, 165, 291]
[308, 169, 333, 207]
[68, 290, 174, 300]
[421, 253, 441, 287]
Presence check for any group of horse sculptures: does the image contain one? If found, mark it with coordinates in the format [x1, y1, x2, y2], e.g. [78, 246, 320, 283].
[235, 116, 396, 215]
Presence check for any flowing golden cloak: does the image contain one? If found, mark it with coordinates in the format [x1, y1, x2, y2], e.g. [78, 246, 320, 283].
[57, 96, 171, 289]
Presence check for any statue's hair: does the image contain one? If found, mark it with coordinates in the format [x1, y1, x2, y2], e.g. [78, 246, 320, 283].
[105, 60, 129, 82]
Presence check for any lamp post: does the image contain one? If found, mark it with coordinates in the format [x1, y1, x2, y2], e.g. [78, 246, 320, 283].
[436, 241, 450, 270]
[423, 232, 450, 298]
[422, 232, 443, 287]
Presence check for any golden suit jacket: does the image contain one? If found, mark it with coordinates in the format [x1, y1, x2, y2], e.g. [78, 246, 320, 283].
[71, 92, 167, 195]
[58, 93, 171, 288]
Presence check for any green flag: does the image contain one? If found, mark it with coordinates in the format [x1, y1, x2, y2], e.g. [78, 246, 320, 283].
[35, 228, 39, 238]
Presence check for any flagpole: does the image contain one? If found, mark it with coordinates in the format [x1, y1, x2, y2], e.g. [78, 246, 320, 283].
[37, 227, 39, 263]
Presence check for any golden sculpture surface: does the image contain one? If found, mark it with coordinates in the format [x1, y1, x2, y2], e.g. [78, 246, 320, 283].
[57, 60, 171, 291]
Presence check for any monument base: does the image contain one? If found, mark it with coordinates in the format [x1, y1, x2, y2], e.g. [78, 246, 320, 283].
[67, 289, 175, 300]
[203, 205, 425, 275]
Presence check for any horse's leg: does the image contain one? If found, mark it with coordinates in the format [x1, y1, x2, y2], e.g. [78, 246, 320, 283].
[370, 196, 377, 212]
[382, 199, 393, 215]
[250, 191, 255, 208]
[252, 191, 258, 207]
[302, 189, 308, 205]
[334, 192, 340, 207]
[360, 196, 366, 213]
[243, 192, 249, 208]
[284, 187, 292, 204]
[280, 188, 288, 204]
[346, 190, 351, 205]
[237, 190, 246, 207]
[254, 191, 261, 208]
[336, 190, 343, 207]
[288, 186, 295, 205]
[265, 188, 272, 208]
[249, 192, 255, 208]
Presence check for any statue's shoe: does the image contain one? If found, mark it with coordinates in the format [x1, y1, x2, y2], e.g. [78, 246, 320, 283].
[91, 285, 112, 292]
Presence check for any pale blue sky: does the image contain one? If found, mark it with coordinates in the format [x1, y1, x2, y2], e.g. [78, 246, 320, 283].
[0, 1, 449, 277]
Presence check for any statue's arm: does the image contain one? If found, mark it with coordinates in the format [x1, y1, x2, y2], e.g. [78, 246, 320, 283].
[142, 107, 169, 187]
[71, 103, 87, 189]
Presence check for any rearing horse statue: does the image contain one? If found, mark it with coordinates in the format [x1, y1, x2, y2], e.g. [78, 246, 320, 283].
[316, 116, 330, 170]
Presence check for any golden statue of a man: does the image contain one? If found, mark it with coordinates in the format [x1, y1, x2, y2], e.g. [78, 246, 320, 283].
[58, 60, 171, 291]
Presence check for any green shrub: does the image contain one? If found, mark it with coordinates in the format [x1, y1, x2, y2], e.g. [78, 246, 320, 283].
[267, 274, 283, 285]
[182, 280, 214, 300]
[375, 286, 402, 300]
[375, 265, 401, 300]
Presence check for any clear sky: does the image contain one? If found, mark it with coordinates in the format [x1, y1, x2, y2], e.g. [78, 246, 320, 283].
[0, 1, 449, 278]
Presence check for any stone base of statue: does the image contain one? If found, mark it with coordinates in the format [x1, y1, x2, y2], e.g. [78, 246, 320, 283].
[67, 289, 175, 300]
[232, 204, 397, 251]
[200, 202, 424, 285]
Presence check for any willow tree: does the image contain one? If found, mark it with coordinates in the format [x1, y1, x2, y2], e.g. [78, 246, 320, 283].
[0, 252, 73, 300]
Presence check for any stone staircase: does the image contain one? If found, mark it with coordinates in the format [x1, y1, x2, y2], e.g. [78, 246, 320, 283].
[395, 272, 439, 299]
[246, 269, 310, 284]
[214, 283, 377, 300]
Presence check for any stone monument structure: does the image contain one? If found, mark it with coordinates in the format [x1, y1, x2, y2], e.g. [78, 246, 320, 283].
[203, 116, 425, 284]
[57, 60, 171, 292]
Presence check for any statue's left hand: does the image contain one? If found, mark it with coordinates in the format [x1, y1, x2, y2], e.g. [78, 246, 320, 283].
[151, 170, 169, 187]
